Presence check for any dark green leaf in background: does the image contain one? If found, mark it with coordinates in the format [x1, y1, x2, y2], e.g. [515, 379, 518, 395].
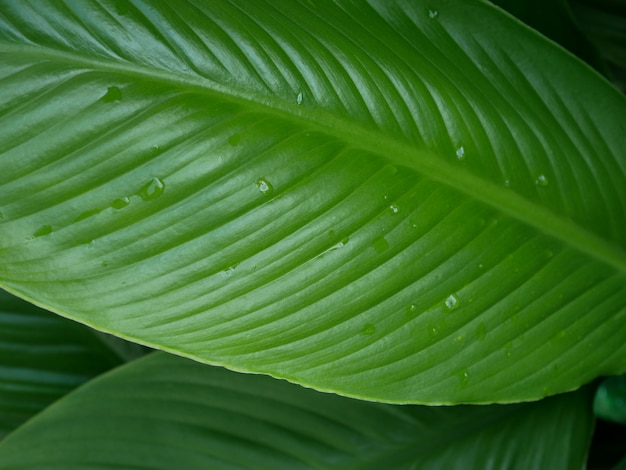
[569, 0, 626, 92]
[491, 0, 611, 77]
[0, 289, 121, 439]
[0, 0, 625, 403]
[595, 375, 626, 424]
[0, 352, 596, 469]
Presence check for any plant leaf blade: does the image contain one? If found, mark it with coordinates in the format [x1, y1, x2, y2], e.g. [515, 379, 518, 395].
[0, 352, 596, 469]
[0, 0, 625, 403]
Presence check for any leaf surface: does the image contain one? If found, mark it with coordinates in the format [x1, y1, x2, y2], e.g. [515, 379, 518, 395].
[0, 289, 121, 439]
[0, 0, 625, 403]
[0, 352, 596, 469]
[594, 374, 626, 424]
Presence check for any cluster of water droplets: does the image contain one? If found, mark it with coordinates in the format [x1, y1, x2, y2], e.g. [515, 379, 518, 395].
[28, 176, 165, 240]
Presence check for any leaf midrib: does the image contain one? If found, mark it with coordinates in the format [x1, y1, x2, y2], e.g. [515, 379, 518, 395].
[3, 42, 625, 274]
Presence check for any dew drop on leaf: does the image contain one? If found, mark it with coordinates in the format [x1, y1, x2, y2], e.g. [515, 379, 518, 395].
[455, 146, 465, 160]
[445, 294, 459, 311]
[113, 0, 131, 15]
[373, 237, 389, 253]
[100, 86, 122, 103]
[296, 91, 303, 105]
[33, 225, 52, 238]
[228, 133, 241, 146]
[137, 177, 165, 201]
[535, 174, 549, 186]
[406, 304, 417, 315]
[111, 196, 130, 209]
[428, 9, 439, 19]
[389, 204, 399, 214]
[74, 208, 101, 222]
[360, 323, 376, 336]
[453, 334, 466, 343]
[255, 177, 274, 196]
[222, 264, 238, 277]
[428, 324, 439, 338]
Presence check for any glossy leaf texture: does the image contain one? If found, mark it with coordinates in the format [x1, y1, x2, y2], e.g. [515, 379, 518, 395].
[0, 0, 625, 403]
[0, 289, 121, 439]
[0, 352, 596, 469]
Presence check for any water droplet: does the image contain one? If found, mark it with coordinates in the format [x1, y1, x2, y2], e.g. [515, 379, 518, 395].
[478, 263, 484, 270]
[100, 86, 122, 103]
[455, 146, 465, 160]
[228, 133, 241, 146]
[428, 324, 439, 338]
[458, 368, 470, 387]
[389, 204, 399, 214]
[504, 179, 511, 188]
[445, 294, 459, 311]
[255, 177, 274, 196]
[428, 9, 439, 19]
[33, 225, 52, 238]
[326, 237, 349, 254]
[406, 304, 417, 315]
[535, 174, 549, 187]
[296, 91, 303, 105]
[475, 322, 486, 341]
[137, 177, 165, 201]
[360, 323, 376, 336]
[113, 0, 131, 15]
[111, 196, 130, 209]
[453, 334, 465, 343]
[222, 264, 238, 277]
[74, 208, 101, 222]
[373, 237, 389, 254]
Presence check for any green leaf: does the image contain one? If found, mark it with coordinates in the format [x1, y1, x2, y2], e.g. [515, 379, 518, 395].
[595, 374, 626, 424]
[0, 0, 625, 403]
[491, 0, 610, 77]
[569, 0, 626, 92]
[0, 352, 595, 469]
[0, 289, 121, 439]
[615, 456, 626, 470]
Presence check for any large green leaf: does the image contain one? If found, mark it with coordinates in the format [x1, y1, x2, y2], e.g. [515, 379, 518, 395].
[0, 0, 624, 403]
[0, 289, 121, 439]
[0, 352, 596, 469]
